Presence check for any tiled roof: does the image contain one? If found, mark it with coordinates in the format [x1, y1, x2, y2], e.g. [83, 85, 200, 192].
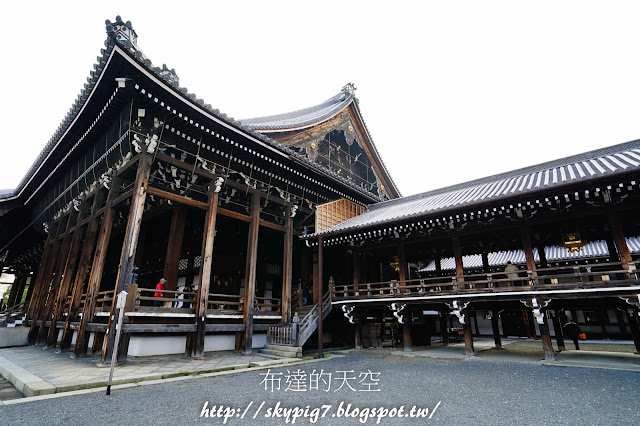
[2, 18, 386, 205]
[241, 89, 355, 130]
[418, 238, 639, 272]
[315, 139, 640, 237]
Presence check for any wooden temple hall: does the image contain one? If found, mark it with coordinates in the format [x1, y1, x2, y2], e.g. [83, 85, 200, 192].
[0, 17, 399, 362]
[1, 17, 640, 364]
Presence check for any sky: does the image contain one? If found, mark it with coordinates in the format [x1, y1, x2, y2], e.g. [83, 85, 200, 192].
[2, 1, 640, 198]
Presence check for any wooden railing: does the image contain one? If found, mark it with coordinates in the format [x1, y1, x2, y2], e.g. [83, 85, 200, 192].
[267, 323, 298, 346]
[331, 261, 640, 301]
[116, 288, 281, 314]
[267, 291, 332, 346]
[96, 290, 115, 311]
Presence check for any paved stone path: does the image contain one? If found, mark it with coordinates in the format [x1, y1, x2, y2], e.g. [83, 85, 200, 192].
[0, 346, 296, 397]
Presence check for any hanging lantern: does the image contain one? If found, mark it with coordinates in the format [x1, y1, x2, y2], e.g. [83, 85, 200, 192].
[561, 232, 589, 253]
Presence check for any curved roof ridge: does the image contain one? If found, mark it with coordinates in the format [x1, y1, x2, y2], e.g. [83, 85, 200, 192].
[240, 89, 354, 130]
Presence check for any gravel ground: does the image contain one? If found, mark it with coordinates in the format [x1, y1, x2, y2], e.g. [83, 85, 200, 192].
[1, 349, 639, 425]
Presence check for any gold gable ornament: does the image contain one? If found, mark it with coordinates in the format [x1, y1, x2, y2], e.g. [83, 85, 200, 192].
[560, 232, 589, 253]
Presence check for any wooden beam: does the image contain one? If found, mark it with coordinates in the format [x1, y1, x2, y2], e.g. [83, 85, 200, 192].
[193, 191, 219, 358]
[147, 186, 208, 210]
[112, 188, 135, 207]
[154, 152, 292, 207]
[46, 197, 90, 348]
[317, 235, 324, 358]
[74, 182, 119, 357]
[103, 154, 153, 363]
[164, 205, 187, 291]
[281, 206, 293, 324]
[242, 193, 261, 354]
[36, 211, 78, 345]
[60, 191, 103, 352]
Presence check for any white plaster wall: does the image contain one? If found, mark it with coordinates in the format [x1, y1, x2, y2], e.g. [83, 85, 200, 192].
[126, 333, 268, 357]
[55, 330, 93, 347]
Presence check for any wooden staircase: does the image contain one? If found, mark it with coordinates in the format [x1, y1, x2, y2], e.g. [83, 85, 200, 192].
[261, 291, 332, 357]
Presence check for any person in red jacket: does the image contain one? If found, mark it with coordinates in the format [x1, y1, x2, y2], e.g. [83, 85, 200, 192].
[154, 278, 166, 307]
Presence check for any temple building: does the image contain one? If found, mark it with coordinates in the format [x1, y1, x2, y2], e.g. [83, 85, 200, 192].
[1, 17, 639, 362]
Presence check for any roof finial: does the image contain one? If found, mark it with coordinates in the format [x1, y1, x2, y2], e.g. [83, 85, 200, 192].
[342, 82, 356, 95]
[105, 16, 138, 47]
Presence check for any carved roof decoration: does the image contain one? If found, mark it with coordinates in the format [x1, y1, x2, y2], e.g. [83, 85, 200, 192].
[309, 138, 640, 238]
[1, 17, 390, 205]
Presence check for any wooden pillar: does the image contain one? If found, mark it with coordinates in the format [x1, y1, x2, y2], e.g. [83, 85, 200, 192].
[551, 311, 566, 351]
[36, 211, 78, 345]
[624, 308, 640, 354]
[102, 154, 152, 363]
[435, 256, 442, 277]
[242, 193, 260, 355]
[608, 212, 632, 268]
[23, 272, 36, 306]
[193, 190, 219, 358]
[538, 245, 548, 268]
[491, 309, 502, 348]
[481, 252, 490, 274]
[26, 225, 56, 321]
[15, 274, 30, 305]
[317, 235, 324, 358]
[472, 310, 480, 337]
[27, 219, 64, 343]
[403, 309, 413, 352]
[354, 310, 363, 349]
[539, 312, 556, 361]
[281, 206, 293, 323]
[163, 205, 187, 291]
[605, 238, 620, 263]
[440, 310, 450, 346]
[520, 224, 537, 272]
[7, 274, 25, 307]
[74, 184, 118, 357]
[46, 199, 90, 348]
[452, 237, 464, 281]
[59, 192, 102, 352]
[353, 251, 360, 285]
[462, 310, 475, 356]
[398, 244, 407, 282]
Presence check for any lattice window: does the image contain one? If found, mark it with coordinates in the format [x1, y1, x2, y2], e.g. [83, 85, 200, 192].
[193, 256, 202, 268]
[315, 198, 365, 233]
[178, 258, 189, 270]
[265, 263, 282, 276]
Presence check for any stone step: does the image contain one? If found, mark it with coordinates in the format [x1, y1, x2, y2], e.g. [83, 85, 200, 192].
[259, 348, 302, 358]
[264, 344, 302, 354]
